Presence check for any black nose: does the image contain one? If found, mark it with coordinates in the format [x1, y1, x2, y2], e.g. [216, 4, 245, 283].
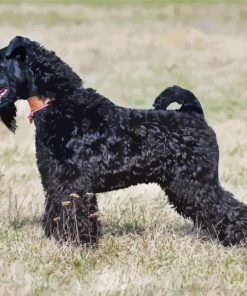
[0, 76, 8, 86]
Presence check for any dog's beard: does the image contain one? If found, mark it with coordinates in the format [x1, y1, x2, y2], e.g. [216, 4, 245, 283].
[0, 102, 17, 132]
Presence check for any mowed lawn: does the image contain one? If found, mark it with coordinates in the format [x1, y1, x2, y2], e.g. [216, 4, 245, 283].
[0, 2, 247, 295]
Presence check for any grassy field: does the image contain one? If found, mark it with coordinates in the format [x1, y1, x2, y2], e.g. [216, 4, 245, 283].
[0, 2, 247, 295]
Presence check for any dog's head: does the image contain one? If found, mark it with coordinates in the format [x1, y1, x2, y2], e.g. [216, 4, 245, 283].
[0, 36, 82, 132]
[0, 36, 32, 131]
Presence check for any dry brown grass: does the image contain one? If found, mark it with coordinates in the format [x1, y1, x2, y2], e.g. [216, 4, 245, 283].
[0, 2, 247, 295]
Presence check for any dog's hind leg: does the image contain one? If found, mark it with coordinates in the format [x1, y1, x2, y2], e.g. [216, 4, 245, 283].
[43, 190, 101, 245]
[162, 177, 247, 246]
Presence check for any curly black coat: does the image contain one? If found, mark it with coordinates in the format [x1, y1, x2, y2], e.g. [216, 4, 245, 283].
[0, 36, 246, 246]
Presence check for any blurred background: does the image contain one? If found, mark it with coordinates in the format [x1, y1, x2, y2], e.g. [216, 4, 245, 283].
[0, 1, 247, 295]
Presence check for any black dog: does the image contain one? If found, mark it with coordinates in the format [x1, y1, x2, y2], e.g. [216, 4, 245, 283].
[0, 36, 247, 246]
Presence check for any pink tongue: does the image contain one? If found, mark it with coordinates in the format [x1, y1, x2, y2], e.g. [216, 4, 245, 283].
[0, 88, 5, 94]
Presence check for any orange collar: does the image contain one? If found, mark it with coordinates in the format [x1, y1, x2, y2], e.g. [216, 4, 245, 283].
[27, 96, 52, 122]
[28, 96, 51, 112]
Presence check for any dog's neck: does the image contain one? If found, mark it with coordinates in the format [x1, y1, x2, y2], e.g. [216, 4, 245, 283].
[27, 96, 52, 122]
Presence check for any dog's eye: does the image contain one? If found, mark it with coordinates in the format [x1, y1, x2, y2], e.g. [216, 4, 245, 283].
[15, 54, 25, 62]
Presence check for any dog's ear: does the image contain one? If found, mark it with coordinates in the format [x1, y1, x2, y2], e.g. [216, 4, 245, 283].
[0, 103, 17, 133]
[5, 36, 30, 62]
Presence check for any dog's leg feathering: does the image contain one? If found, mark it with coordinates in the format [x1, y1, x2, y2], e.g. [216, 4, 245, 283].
[43, 190, 101, 246]
[164, 178, 247, 246]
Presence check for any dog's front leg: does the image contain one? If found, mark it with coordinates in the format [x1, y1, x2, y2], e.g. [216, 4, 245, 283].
[43, 190, 101, 246]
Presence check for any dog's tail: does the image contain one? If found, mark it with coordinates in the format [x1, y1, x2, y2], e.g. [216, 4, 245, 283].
[153, 85, 204, 116]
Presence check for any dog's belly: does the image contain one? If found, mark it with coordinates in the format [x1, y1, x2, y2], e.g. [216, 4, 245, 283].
[90, 151, 173, 193]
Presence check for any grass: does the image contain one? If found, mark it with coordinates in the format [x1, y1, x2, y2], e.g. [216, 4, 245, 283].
[0, 2, 247, 295]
